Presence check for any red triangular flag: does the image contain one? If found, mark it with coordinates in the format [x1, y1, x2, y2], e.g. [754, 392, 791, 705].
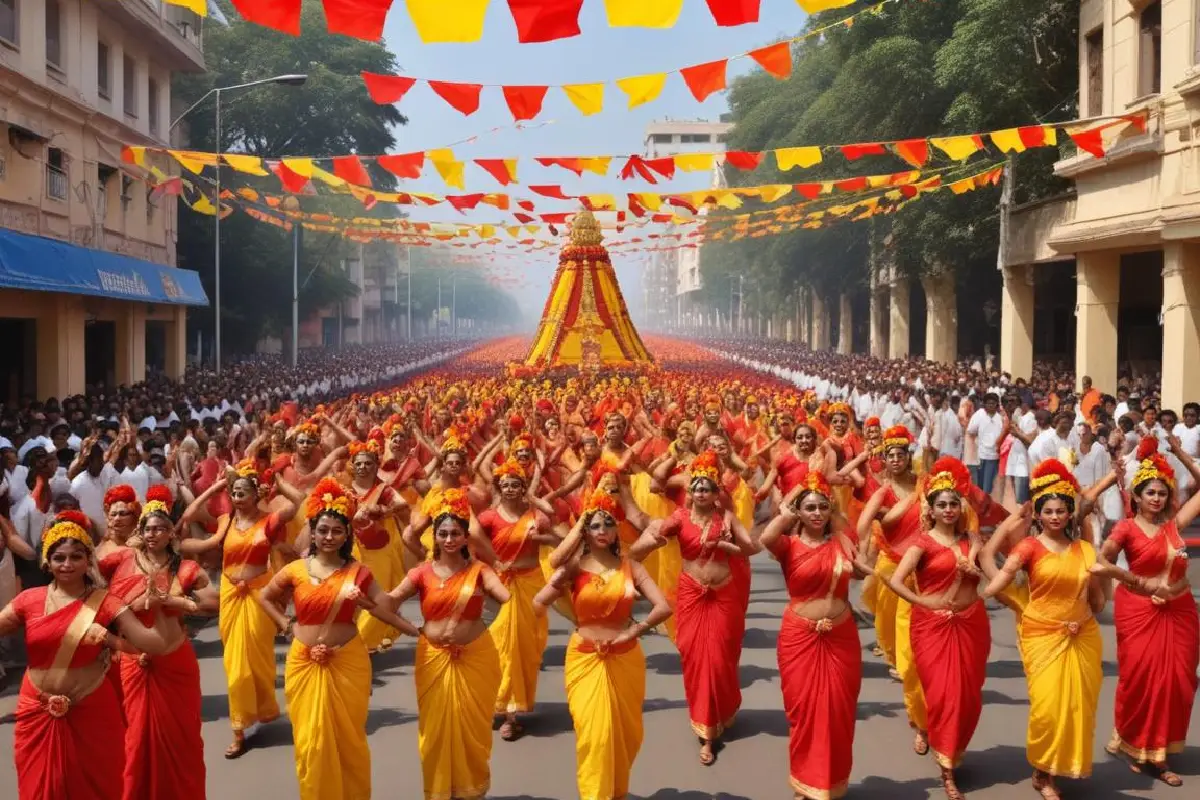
[362, 72, 417, 104]
[447, 194, 485, 212]
[725, 151, 763, 170]
[840, 143, 887, 160]
[834, 177, 868, 192]
[475, 159, 516, 186]
[377, 152, 425, 179]
[428, 80, 483, 116]
[514, 213, 535, 223]
[680, 60, 728, 102]
[517, 200, 536, 212]
[323, 0, 391, 41]
[272, 161, 311, 193]
[748, 42, 791, 79]
[1069, 128, 1106, 158]
[893, 139, 929, 168]
[332, 155, 373, 188]
[646, 157, 676, 180]
[502, 85, 549, 122]
[231, 0, 302, 35]
[507, 0, 583, 43]
[530, 185, 570, 200]
[794, 183, 822, 200]
[705, 0, 760, 26]
[536, 157, 584, 176]
[1017, 125, 1049, 148]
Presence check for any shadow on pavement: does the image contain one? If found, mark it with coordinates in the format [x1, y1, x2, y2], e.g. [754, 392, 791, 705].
[365, 705, 416, 734]
[979, 688, 1027, 707]
[853, 774, 941, 799]
[723, 707, 788, 739]
[506, 700, 576, 738]
[637, 792, 757, 800]
[738, 663, 776, 690]
[645, 651, 682, 676]
[856, 700, 906, 721]
[200, 693, 228, 722]
[957, 743, 1167, 798]
[740, 628, 777, 649]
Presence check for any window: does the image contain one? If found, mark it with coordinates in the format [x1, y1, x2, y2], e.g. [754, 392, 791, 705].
[148, 77, 160, 135]
[120, 175, 133, 212]
[123, 54, 137, 117]
[1086, 29, 1103, 117]
[97, 41, 111, 99]
[1139, 1, 1162, 97]
[650, 133, 673, 144]
[146, 185, 157, 225]
[0, 0, 17, 47]
[45, 0, 62, 70]
[46, 147, 67, 200]
[680, 134, 712, 144]
[97, 163, 116, 222]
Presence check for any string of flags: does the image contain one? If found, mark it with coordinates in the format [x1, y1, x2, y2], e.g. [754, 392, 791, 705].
[360, 1, 898, 119]
[177, 1, 862, 45]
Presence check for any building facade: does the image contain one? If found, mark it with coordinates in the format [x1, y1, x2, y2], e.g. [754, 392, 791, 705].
[0, 0, 207, 400]
[641, 118, 732, 329]
[1002, 0, 1200, 409]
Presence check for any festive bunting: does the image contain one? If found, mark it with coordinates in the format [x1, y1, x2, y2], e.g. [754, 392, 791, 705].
[616, 74, 668, 109]
[748, 42, 792, 79]
[428, 149, 466, 189]
[323, 0, 392, 40]
[604, 0, 684, 29]
[362, 73, 418, 104]
[428, 81, 484, 116]
[376, 152, 425, 179]
[706, 0, 761, 26]
[681, 60, 728, 102]
[563, 83, 605, 116]
[406, 0, 489, 43]
[503, 85, 550, 122]
[475, 159, 519, 186]
[332, 155, 373, 187]
[507, 0, 584, 42]
[797, 0, 856, 11]
[775, 147, 823, 170]
[231, 0, 302, 35]
[165, 0, 207, 15]
[223, 154, 270, 176]
[892, 139, 929, 168]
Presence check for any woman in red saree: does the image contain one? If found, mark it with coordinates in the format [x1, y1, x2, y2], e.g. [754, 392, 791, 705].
[631, 449, 758, 766]
[760, 470, 868, 800]
[0, 511, 172, 800]
[884, 457, 990, 800]
[1094, 438, 1200, 786]
[99, 489, 219, 800]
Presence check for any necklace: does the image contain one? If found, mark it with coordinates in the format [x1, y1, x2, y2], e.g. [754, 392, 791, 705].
[47, 585, 87, 614]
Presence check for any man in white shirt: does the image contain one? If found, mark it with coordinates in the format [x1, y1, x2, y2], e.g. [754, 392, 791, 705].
[966, 393, 1005, 494]
[1003, 395, 1037, 504]
[68, 443, 120, 534]
[1028, 412, 1077, 471]
[939, 398, 965, 460]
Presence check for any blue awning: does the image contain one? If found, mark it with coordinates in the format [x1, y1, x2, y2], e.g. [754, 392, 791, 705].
[0, 228, 209, 306]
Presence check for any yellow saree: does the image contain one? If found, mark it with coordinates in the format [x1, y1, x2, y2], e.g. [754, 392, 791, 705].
[487, 509, 549, 714]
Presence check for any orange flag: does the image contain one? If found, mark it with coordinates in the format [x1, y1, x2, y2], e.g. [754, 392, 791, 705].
[324, 0, 391, 40]
[332, 155, 373, 188]
[840, 143, 886, 160]
[725, 151, 763, 170]
[475, 159, 519, 185]
[231, 0, 301, 35]
[680, 60, 728, 102]
[748, 42, 792, 79]
[893, 139, 929, 168]
[362, 72, 417, 104]
[503, 85, 549, 121]
[429, 80, 484, 116]
[377, 152, 426, 179]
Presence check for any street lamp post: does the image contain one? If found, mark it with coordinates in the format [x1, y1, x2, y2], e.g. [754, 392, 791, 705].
[170, 73, 307, 373]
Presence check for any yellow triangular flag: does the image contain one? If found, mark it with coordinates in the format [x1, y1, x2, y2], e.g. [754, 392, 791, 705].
[427, 149, 466, 190]
[580, 157, 612, 176]
[674, 153, 715, 172]
[755, 185, 792, 203]
[929, 135, 982, 161]
[169, 150, 217, 175]
[616, 73, 667, 109]
[405, 0, 489, 43]
[223, 154, 268, 176]
[311, 165, 347, 188]
[989, 129, 1026, 154]
[604, 0, 684, 27]
[563, 84, 604, 116]
[164, 0, 206, 16]
[796, 0, 855, 12]
[631, 193, 663, 211]
[282, 158, 315, 177]
[775, 147, 823, 170]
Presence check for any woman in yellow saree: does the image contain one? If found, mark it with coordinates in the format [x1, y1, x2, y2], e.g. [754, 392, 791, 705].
[180, 461, 305, 759]
[257, 478, 419, 800]
[389, 488, 510, 800]
[477, 456, 560, 740]
[535, 486, 673, 800]
[982, 459, 1109, 800]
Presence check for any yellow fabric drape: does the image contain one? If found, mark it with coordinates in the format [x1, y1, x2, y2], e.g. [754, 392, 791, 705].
[894, 594, 928, 731]
[218, 573, 280, 731]
[565, 633, 646, 800]
[872, 550, 900, 667]
[353, 517, 406, 650]
[776, 146, 823, 170]
[490, 568, 549, 714]
[415, 633, 502, 800]
[285, 638, 372, 800]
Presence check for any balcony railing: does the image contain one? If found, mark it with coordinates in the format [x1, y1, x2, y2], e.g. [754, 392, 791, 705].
[47, 166, 68, 201]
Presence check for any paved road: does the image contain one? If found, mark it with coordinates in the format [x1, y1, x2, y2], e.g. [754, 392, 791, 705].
[2, 555, 1198, 799]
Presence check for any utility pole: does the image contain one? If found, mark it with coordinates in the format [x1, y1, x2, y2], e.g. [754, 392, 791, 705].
[291, 223, 300, 367]
[996, 156, 1014, 273]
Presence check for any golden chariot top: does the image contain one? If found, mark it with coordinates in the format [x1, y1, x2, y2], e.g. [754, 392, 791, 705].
[569, 209, 603, 247]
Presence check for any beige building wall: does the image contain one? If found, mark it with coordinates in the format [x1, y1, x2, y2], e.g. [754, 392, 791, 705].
[1001, 0, 1200, 409]
[0, 0, 205, 397]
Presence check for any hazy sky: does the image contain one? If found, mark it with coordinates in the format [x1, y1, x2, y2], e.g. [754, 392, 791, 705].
[376, 1, 812, 319]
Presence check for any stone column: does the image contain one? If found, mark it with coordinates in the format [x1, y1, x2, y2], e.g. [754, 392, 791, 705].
[869, 285, 888, 358]
[1075, 250, 1120, 395]
[888, 277, 910, 359]
[838, 293, 853, 354]
[1162, 243, 1200, 410]
[115, 304, 147, 387]
[165, 306, 188, 381]
[36, 295, 86, 397]
[1000, 265, 1035, 380]
[921, 273, 957, 364]
[811, 292, 826, 350]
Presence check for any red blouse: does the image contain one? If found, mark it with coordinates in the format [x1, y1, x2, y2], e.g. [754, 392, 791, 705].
[220, 512, 285, 575]
[99, 549, 203, 626]
[666, 507, 731, 563]
[913, 533, 979, 596]
[10, 588, 126, 670]
[880, 486, 923, 560]
[1107, 519, 1189, 584]
[772, 536, 853, 603]
[777, 449, 809, 495]
[410, 562, 487, 623]
[280, 560, 376, 626]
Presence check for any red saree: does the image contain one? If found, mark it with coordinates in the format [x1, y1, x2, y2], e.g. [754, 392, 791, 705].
[669, 508, 746, 739]
[100, 550, 206, 800]
[773, 535, 861, 799]
[12, 586, 128, 800]
[1107, 519, 1199, 762]
[908, 533, 991, 769]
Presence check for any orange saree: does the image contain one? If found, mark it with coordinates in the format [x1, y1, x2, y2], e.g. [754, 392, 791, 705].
[773, 536, 861, 800]
[11, 587, 128, 800]
[908, 534, 991, 769]
[1107, 520, 1199, 762]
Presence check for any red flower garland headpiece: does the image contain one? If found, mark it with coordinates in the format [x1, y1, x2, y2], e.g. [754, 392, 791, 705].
[493, 456, 528, 485]
[689, 449, 721, 488]
[305, 477, 358, 522]
[798, 467, 831, 499]
[582, 485, 624, 523]
[923, 456, 972, 499]
[1030, 458, 1081, 503]
[103, 484, 138, 512]
[882, 425, 914, 451]
[1132, 436, 1176, 492]
[864, 416, 881, 429]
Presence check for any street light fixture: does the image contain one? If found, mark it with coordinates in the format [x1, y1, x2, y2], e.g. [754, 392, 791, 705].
[170, 73, 308, 373]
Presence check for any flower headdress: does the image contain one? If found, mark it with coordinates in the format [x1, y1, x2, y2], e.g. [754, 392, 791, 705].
[689, 449, 721, 488]
[140, 485, 175, 523]
[41, 510, 93, 566]
[103, 484, 139, 512]
[509, 433, 535, 454]
[702, 393, 722, 412]
[294, 421, 321, 441]
[923, 456, 972, 499]
[347, 437, 382, 461]
[797, 467, 832, 499]
[441, 431, 468, 456]
[827, 401, 853, 420]
[233, 459, 260, 482]
[864, 416, 881, 429]
[1030, 458, 1080, 504]
[882, 425, 914, 451]
[1132, 436, 1176, 492]
[432, 487, 471, 523]
[305, 477, 358, 522]
[493, 456, 528, 485]
[582, 483, 624, 524]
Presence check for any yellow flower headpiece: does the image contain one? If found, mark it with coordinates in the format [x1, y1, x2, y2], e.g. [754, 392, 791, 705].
[41, 511, 93, 566]
[1133, 454, 1176, 492]
[1030, 459, 1081, 503]
[294, 421, 320, 440]
[233, 459, 259, 481]
[305, 477, 358, 522]
[139, 500, 171, 522]
[689, 449, 721, 488]
[509, 433, 535, 454]
[432, 487, 471, 522]
[493, 456, 528, 484]
[441, 432, 468, 455]
[827, 401, 852, 419]
[882, 425, 914, 451]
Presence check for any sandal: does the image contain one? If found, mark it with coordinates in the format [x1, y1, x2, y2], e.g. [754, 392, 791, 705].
[889, 667, 902, 681]
[1032, 771, 1060, 800]
[699, 741, 715, 767]
[224, 736, 247, 760]
[941, 768, 965, 800]
[872, 645, 885, 657]
[913, 731, 929, 756]
[499, 719, 524, 741]
[1153, 763, 1183, 787]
